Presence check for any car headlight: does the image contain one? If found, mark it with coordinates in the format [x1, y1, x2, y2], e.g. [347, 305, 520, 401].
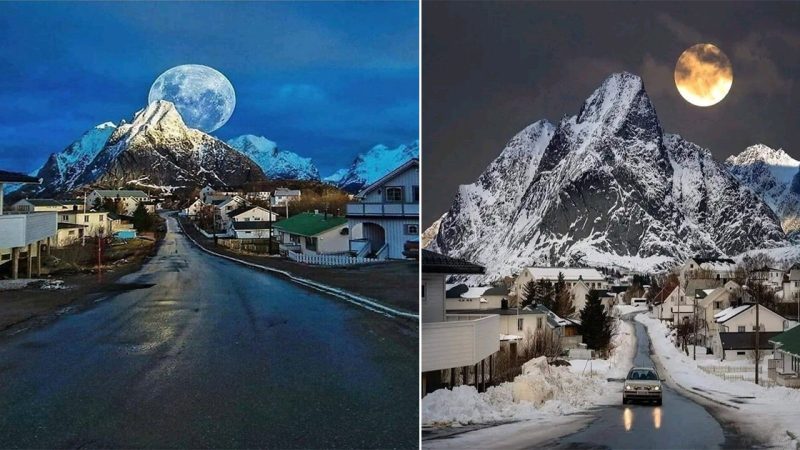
[625, 385, 633, 391]
[653, 386, 660, 391]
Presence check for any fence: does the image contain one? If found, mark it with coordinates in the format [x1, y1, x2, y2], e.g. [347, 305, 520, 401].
[287, 250, 381, 266]
[698, 364, 775, 387]
[217, 238, 275, 255]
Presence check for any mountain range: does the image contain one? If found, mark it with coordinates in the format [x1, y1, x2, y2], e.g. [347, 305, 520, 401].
[426, 72, 791, 282]
[8, 100, 416, 197]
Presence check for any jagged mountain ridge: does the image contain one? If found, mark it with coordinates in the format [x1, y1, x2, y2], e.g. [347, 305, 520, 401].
[332, 141, 420, 193]
[725, 145, 800, 234]
[77, 101, 267, 189]
[430, 72, 787, 282]
[226, 134, 320, 181]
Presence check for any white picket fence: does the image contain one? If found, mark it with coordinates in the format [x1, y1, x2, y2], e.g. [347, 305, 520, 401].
[287, 250, 382, 266]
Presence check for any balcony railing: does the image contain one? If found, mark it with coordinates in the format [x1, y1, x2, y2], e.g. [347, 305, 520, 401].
[0, 212, 57, 248]
[346, 202, 419, 218]
[421, 314, 499, 373]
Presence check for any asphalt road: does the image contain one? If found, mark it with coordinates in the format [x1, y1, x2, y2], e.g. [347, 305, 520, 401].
[0, 215, 418, 449]
[552, 320, 728, 449]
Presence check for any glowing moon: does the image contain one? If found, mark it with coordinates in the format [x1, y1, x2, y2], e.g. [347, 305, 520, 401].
[148, 64, 236, 132]
[674, 43, 733, 107]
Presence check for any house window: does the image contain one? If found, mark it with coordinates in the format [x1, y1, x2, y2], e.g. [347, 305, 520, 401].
[305, 237, 318, 251]
[517, 318, 524, 331]
[84, 216, 89, 223]
[737, 351, 746, 356]
[714, 301, 721, 309]
[537, 317, 543, 329]
[738, 326, 746, 332]
[68, 230, 75, 235]
[421, 284, 425, 299]
[412, 185, 420, 202]
[99, 215, 104, 221]
[384, 186, 404, 203]
[62, 215, 69, 221]
[404, 224, 419, 235]
[289, 235, 300, 244]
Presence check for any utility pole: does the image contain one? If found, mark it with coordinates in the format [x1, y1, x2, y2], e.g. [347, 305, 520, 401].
[693, 293, 698, 361]
[755, 285, 760, 385]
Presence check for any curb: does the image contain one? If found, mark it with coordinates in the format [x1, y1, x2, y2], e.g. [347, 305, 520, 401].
[176, 218, 419, 321]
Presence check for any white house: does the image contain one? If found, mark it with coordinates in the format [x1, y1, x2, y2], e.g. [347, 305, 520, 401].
[211, 195, 248, 231]
[514, 267, 608, 315]
[751, 266, 785, 290]
[712, 304, 797, 360]
[782, 265, 800, 305]
[445, 284, 508, 311]
[0, 170, 57, 279]
[421, 250, 499, 396]
[183, 198, 204, 218]
[274, 212, 349, 256]
[679, 256, 738, 285]
[11, 198, 84, 213]
[227, 205, 280, 239]
[55, 210, 112, 243]
[695, 281, 741, 347]
[272, 188, 301, 206]
[346, 158, 419, 260]
[86, 189, 150, 215]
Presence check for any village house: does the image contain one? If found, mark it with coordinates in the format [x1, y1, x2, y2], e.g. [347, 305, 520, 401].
[210, 195, 249, 232]
[10, 198, 84, 213]
[514, 267, 608, 314]
[0, 170, 57, 279]
[781, 264, 800, 305]
[679, 256, 738, 285]
[445, 284, 509, 311]
[711, 303, 797, 360]
[694, 281, 741, 347]
[751, 266, 785, 290]
[273, 212, 348, 256]
[183, 198, 204, 219]
[768, 324, 800, 388]
[346, 158, 419, 260]
[86, 189, 150, 215]
[421, 250, 499, 396]
[226, 205, 280, 239]
[272, 188, 301, 207]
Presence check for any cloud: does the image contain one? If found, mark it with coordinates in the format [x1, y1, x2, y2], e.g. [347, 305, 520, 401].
[656, 14, 704, 45]
[276, 84, 328, 104]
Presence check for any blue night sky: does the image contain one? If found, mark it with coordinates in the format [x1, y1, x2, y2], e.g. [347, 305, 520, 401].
[0, 2, 419, 177]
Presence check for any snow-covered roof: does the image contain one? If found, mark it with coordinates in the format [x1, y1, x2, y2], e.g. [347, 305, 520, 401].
[460, 286, 493, 299]
[499, 334, 523, 341]
[714, 304, 751, 323]
[524, 267, 605, 281]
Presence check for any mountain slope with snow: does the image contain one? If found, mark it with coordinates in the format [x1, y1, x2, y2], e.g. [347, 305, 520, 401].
[226, 135, 320, 180]
[76, 101, 267, 189]
[725, 145, 800, 233]
[9, 122, 117, 197]
[430, 72, 787, 282]
[334, 141, 419, 193]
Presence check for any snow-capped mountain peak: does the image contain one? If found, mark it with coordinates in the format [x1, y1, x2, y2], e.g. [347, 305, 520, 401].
[726, 144, 799, 168]
[334, 140, 419, 193]
[226, 134, 320, 180]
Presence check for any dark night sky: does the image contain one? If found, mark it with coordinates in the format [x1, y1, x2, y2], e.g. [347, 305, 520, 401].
[422, 1, 800, 227]
[0, 2, 418, 178]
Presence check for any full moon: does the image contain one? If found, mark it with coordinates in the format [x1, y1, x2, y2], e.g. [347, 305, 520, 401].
[148, 64, 235, 132]
[674, 43, 733, 107]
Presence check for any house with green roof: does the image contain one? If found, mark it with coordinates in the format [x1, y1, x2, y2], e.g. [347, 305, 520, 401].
[273, 212, 349, 256]
[769, 324, 800, 388]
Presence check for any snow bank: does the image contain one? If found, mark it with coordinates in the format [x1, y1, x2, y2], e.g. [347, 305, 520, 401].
[423, 319, 638, 427]
[636, 313, 800, 448]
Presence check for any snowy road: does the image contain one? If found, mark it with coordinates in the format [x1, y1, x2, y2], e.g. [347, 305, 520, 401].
[0, 215, 418, 448]
[425, 317, 755, 449]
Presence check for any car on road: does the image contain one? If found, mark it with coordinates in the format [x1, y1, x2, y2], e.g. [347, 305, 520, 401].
[623, 367, 663, 405]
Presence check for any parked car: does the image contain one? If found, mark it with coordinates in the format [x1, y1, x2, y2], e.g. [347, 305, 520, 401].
[623, 367, 663, 405]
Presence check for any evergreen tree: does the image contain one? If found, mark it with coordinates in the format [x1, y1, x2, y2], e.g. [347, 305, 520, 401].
[132, 202, 153, 231]
[552, 272, 575, 318]
[520, 280, 538, 308]
[578, 290, 614, 352]
[536, 278, 555, 310]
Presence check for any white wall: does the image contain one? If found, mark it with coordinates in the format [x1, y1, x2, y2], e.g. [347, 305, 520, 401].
[422, 273, 446, 323]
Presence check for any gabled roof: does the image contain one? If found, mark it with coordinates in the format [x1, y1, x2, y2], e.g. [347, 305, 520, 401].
[484, 285, 510, 296]
[769, 324, 800, 356]
[692, 256, 736, 265]
[273, 212, 347, 237]
[92, 189, 149, 198]
[228, 205, 272, 218]
[16, 198, 65, 207]
[753, 266, 783, 273]
[274, 188, 301, 196]
[422, 249, 484, 274]
[356, 158, 419, 198]
[0, 170, 41, 184]
[445, 283, 469, 299]
[719, 332, 781, 351]
[714, 304, 751, 323]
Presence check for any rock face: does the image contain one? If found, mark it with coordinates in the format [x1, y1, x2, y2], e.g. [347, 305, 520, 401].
[725, 145, 800, 234]
[332, 141, 419, 193]
[429, 72, 787, 282]
[76, 101, 267, 189]
[226, 134, 320, 180]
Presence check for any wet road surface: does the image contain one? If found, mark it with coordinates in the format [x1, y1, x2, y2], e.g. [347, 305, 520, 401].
[0, 216, 417, 448]
[553, 320, 729, 449]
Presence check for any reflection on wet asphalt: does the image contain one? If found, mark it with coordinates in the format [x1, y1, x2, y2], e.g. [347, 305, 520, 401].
[0, 216, 417, 449]
[553, 320, 726, 449]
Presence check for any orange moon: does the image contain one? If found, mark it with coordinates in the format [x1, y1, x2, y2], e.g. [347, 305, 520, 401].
[674, 43, 733, 107]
